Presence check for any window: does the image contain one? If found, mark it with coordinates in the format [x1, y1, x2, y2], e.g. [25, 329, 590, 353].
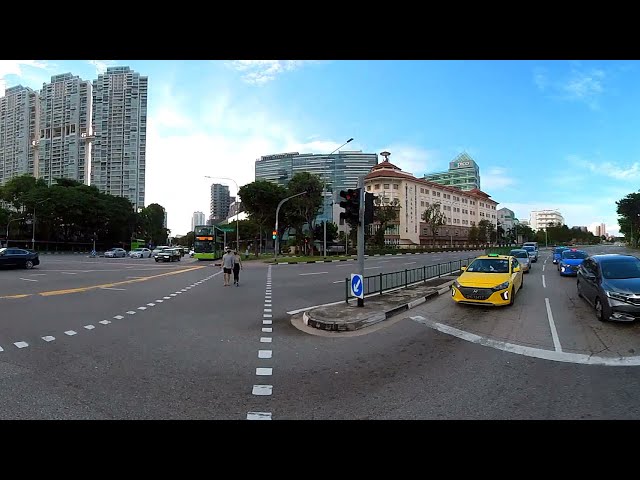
[366, 185, 371, 191]
[393, 184, 399, 190]
[437, 192, 441, 197]
[421, 201, 424, 206]
[383, 184, 390, 189]
[375, 184, 380, 190]
[420, 188, 424, 193]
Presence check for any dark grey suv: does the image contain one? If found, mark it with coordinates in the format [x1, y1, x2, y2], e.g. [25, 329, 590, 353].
[576, 254, 640, 322]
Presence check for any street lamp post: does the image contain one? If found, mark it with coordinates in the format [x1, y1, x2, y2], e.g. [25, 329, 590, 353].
[5, 217, 24, 248]
[275, 191, 308, 261]
[204, 176, 240, 251]
[323, 138, 353, 258]
[31, 198, 50, 251]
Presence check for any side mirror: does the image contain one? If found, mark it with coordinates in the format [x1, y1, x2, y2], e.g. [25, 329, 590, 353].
[460, 266, 466, 271]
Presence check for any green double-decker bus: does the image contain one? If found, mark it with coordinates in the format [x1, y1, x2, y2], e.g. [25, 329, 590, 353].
[193, 225, 223, 260]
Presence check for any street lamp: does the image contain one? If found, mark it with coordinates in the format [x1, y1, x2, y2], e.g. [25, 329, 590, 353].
[5, 217, 24, 248]
[323, 137, 353, 258]
[204, 176, 240, 251]
[275, 191, 308, 261]
[31, 198, 50, 250]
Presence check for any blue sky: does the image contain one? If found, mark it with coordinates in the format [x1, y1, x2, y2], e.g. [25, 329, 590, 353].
[1, 59, 636, 236]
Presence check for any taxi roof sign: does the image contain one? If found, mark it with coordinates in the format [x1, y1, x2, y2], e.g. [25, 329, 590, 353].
[487, 253, 500, 257]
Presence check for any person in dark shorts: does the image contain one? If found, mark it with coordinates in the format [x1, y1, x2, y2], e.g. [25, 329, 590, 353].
[233, 250, 243, 286]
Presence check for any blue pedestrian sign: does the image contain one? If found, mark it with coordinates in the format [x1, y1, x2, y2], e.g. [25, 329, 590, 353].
[350, 273, 364, 299]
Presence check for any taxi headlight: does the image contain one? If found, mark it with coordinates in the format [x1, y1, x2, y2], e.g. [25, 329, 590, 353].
[493, 281, 510, 291]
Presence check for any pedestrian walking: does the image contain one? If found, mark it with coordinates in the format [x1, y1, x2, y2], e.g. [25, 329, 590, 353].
[221, 247, 235, 286]
[233, 250, 243, 286]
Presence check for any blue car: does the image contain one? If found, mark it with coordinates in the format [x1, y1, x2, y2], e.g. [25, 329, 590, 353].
[552, 246, 569, 264]
[557, 249, 588, 276]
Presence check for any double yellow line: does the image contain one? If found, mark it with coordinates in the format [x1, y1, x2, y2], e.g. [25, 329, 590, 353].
[0, 265, 205, 300]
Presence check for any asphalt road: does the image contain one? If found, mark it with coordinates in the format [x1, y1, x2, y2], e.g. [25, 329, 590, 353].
[2, 245, 640, 419]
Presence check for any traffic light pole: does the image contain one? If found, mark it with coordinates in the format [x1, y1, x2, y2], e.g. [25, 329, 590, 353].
[357, 175, 365, 307]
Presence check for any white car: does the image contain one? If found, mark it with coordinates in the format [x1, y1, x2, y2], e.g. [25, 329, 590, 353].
[105, 248, 127, 258]
[129, 247, 152, 258]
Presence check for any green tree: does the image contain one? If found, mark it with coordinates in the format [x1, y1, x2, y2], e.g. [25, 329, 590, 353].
[372, 197, 400, 247]
[617, 192, 640, 247]
[477, 219, 491, 244]
[421, 202, 447, 247]
[137, 203, 168, 245]
[238, 180, 288, 255]
[287, 172, 323, 254]
[468, 225, 479, 244]
[313, 222, 338, 245]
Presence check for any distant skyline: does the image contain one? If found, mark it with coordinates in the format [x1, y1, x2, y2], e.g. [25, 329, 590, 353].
[1, 60, 635, 236]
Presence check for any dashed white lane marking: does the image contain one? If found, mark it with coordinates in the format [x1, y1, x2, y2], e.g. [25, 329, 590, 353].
[101, 287, 126, 291]
[332, 280, 344, 284]
[264, 304, 271, 307]
[262, 327, 273, 333]
[84, 325, 95, 330]
[258, 350, 272, 359]
[147, 303, 155, 307]
[260, 337, 272, 343]
[19, 278, 38, 282]
[99, 320, 111, 325]
[126, 311, 136, 315]
[545, 298, 563, 352]
[247, 412, 272, 420]
[299, 272, 328, 276]
[163, 296, 171, 299]
[61, 272, 78, 275]
[364, 266, 381, 270]
[138, 306, 147, 310]
[542, 275, 546, 288]
[264, 309, 272, 313]
[0, 346, 4, 352]
[156, 300, 164, 303]
[263, 314, 273, 318]
[114, 315, 124, 320]
[64, 330, 77, 336]
[42, 336, 55, 342]
[256, 368, 273, 376]
[404, 261, 417, 265]
[170, 294, 177, 297]
[263, 320, 272, 325]
[252, 385, 273, 396]
[14, 341, 29, 348]
[542, 265, 545, 271]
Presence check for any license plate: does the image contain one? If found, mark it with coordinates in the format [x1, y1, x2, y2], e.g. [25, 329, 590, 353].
[466, 295, 486, 300]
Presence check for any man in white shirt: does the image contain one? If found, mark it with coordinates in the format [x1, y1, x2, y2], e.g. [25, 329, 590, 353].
[221, 248, 235, 286]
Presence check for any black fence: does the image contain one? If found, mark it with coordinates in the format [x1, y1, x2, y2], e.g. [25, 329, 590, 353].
[345, 256, 477, 303]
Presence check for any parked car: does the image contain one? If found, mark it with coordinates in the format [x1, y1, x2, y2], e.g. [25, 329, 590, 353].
[577, 254, 640, 322]
[104, 248, 127, 258]
[0, 247, 40, 269]
[509, 249, 531, 273]
[522, 245, 538, 262]
[451, 253, 523, 307]
[552, 246, 569, 264]
[129, 247, 152, 258]
[557, 248, 588, 276]
[155, 248, 181, 262]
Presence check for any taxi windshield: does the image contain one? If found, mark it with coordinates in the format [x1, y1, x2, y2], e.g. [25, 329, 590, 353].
[466, 258, 510, 273]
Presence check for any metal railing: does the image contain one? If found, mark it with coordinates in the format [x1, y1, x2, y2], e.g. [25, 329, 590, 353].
[344, 256, 477, 303]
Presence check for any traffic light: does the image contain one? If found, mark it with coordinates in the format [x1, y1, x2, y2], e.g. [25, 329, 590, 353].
[339, 188, 361, 224]
[272, 230, 277, 240]
[364, 192, 375, 225]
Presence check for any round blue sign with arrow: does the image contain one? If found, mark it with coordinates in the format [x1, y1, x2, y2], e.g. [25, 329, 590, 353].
[350, 273, 364, 299]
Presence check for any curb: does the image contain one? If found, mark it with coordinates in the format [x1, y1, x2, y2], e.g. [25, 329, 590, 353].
[273, 249, 484, 265]
[302, 279, 455, 332]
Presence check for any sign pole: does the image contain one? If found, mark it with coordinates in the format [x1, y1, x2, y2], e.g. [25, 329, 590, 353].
[357, 175, 365, 307]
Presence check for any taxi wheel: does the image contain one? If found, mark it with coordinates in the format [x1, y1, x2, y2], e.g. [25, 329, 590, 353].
[508, 286, 515, 306]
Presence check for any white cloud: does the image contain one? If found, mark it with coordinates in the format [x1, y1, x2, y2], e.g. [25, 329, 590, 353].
[569, 154, 640, 181]
[533, 63, 607, 110]
[226, 60, 309, 85]
[481, 167, 516, 191]
[375, 144, 440, 177]
[0, 60, 50, 96]
[88, 60, 116, 75]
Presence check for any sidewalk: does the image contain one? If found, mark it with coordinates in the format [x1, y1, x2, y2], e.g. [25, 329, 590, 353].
[303, 274, 459, 332]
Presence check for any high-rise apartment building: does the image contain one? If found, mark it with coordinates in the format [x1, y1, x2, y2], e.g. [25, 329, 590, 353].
[210, 183, 231, 224]
[530, 210, 564, 230]
[423, 152, 481, 191]
[0, 86, 39, 186]
[191, 211, 205, 231]
[91, 66, 148, 210]
[37, 73, 92, 185]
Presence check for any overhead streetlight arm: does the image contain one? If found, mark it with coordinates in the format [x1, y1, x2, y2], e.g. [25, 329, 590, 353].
[274, 191, 308, 260]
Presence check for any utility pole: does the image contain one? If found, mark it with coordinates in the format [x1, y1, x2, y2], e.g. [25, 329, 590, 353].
[357, 175, 365, 307]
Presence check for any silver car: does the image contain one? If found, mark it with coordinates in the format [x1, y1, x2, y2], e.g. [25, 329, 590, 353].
[510, 249, 531, 273]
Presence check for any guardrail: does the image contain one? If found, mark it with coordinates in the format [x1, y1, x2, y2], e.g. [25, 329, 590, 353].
[344, 256, 477, 303]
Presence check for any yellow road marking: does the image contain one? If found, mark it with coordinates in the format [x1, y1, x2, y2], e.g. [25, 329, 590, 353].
[0, 265, 205, 299]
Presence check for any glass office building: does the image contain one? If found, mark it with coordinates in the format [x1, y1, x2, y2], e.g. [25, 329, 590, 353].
[423, 152, 481, 191]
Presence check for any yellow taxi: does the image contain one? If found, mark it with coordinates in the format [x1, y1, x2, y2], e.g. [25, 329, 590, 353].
[451, 253, 523, 306]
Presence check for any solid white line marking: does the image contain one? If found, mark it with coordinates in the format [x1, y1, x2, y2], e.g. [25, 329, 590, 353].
[61, 272, 78, 275]
[545, 298, 563, 352]
[19, 278, 38, 282]
[42, 336, 55, 342]
[264, 308, 272, 313]
[258, 350, 272, 359]
[14, 341, 28, 348]
[542, 275, 546, 288]
[101, 287, 126, 291]
[404, 262, 417, 265]
[252, 385, 273, 396]
[126, 311, 136, 315]
[260, 337, 272, 343]
[138, 306, 147, 310]
[335, 264, 350, 267]
[247, 412, 272, 420]
[256, 368, 273, 376]
[262, 327, 273, 333]
[84, 325, 95, 330]
[147, 303, 155, 307]
[64, 330, 77, 336]
[287, 300, 345, 315]
[365, 266, 381, 270]
[263, 320, 272, 325]
[114, 315, 124, 320]
[299, 272, 328, 276]
[99, 320, 111, 325]
[263, 314, 273, 318]
[332, 280, 344, 284]
[30, 273, 46, 276]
